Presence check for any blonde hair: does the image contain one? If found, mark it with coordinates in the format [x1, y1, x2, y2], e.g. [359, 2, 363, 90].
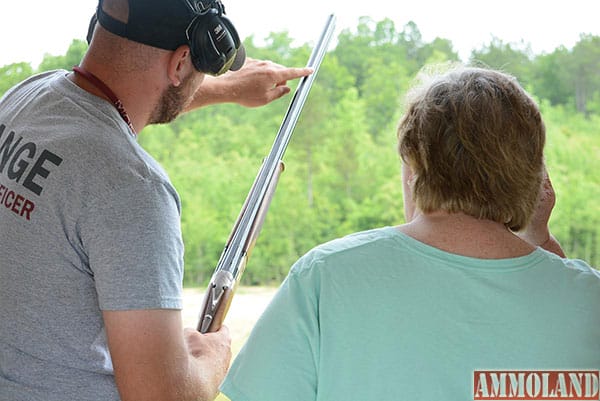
[397, 65, 545, 230]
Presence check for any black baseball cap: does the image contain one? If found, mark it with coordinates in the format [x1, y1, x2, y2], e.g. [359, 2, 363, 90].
[92, 0, 245, 73]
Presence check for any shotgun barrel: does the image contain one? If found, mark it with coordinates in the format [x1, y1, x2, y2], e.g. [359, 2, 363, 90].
[197, 14, 337, 333]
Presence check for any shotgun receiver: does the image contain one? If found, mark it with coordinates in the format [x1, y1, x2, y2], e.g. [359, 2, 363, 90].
[197, 14, 336, 333]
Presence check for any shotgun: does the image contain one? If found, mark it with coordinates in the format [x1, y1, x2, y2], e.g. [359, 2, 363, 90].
[197, 14, 336, 333]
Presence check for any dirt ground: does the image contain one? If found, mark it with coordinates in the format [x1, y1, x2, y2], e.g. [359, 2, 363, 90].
[181, 286, 278, 355]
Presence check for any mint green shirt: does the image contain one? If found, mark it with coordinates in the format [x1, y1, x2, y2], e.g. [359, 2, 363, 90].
[221, 227, 600, 401]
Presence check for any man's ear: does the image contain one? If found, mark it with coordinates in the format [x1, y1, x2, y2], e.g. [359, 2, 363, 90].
[167, 45, 192, 87]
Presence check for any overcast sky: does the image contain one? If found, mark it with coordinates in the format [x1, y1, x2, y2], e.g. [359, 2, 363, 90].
[1, 0, 598, 67]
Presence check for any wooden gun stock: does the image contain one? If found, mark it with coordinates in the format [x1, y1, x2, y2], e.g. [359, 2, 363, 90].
[197, 14, 336, 333]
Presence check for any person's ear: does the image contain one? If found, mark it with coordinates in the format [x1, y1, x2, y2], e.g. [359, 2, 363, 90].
[167, 45, 192, 87]
[402, 163, 418, 223]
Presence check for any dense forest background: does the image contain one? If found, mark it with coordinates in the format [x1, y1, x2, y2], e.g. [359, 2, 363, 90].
[1, 18, 598, 285]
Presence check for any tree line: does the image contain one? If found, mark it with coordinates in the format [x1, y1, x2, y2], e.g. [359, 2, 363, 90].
[1, 18, 598, 285]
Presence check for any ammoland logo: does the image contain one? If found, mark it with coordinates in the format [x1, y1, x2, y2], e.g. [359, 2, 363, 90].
[474, 370, 600, 400]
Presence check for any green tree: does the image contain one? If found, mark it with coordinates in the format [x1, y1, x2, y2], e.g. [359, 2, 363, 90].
[0, 62, 33, 96]
[359, 59, 408, 139]
[469, 36, 533, 85]
[569, 34, 600, 116]
[530, 47, 572, 106]
[37, 39, 88, 72]
[419, 37, 460, 65]
[335, 16, 381, 92]
[541, 102, 600, 267]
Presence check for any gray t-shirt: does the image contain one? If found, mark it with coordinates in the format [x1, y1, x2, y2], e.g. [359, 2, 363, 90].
[0, 71, 184, 400]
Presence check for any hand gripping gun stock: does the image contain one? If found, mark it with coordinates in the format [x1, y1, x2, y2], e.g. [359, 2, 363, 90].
[197, 14, 336, 333]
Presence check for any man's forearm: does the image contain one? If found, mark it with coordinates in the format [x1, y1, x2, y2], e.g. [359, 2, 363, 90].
[186, 76, 232, 111]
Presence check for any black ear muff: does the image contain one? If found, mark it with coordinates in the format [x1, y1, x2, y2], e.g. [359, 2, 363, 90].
[86, 13, 98, 45]
[186, 5, 242, 75]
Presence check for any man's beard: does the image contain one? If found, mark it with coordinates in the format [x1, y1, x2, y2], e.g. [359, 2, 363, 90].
[149, 75, 196, 125]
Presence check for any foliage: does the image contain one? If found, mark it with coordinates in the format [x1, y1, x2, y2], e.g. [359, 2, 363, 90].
[0, 63, 33, 95]
[469, 36, 534, 86]
[541, 102, 600, 265]
[38, 39, 88, 72]
[1, 19, 598, 285]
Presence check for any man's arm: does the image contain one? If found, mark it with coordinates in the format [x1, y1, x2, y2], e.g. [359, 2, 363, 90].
[103, 309, 231, 401]
[185, 58, 313, 111]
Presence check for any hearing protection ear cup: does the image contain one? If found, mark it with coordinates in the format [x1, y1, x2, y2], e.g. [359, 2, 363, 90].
[86, 13, 98, 45]
[187, 9, 242, 75]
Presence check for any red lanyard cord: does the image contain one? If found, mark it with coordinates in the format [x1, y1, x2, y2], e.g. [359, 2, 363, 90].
[72, 66, 136, 135]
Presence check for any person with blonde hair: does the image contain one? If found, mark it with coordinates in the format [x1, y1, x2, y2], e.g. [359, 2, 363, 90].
[220, 66, 600, 401]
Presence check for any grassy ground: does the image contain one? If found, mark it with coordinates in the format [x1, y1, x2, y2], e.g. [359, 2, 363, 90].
[182, 286, 278, 401]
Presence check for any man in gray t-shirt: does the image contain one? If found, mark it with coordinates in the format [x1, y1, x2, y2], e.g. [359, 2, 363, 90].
[0, 70, 184, 401]
[0, 0, 312, 400]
